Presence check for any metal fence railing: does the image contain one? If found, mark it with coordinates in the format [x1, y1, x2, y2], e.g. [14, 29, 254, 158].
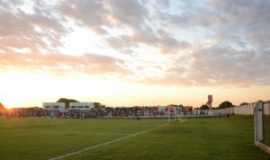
[255, 101, 270, 154]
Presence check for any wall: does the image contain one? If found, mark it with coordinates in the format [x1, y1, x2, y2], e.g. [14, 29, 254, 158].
[211, 102, 270, 116]
[233, 103, 256, 115]
[264, 103, 270, 115]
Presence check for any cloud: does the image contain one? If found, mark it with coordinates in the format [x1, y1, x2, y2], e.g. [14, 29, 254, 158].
[214, 0, 270, 50]
[0, 52, 127, 76]
[0, 0, 128, 77]
[137, 0, 270, 86]
[0, 0, 67, 53]
[60, 0, 149, 33]
[188, 45, 270, 86]
[167, 0, 270, 49]
[1, 0, 270, 87]
[60, 0, 190, 54]
[143, 45, 270, 87]
[107, 0, 149, 28]
[60, 0, 108, 33]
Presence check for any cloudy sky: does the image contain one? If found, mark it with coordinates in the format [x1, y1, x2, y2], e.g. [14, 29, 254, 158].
[0, 0, 270, 108]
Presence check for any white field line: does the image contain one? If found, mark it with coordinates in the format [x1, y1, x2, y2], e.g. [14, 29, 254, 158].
[46, 131, 131, 136]
[48, 123, 169, 160]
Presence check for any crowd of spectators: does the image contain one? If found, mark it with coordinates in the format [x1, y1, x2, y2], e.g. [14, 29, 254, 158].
[3, 107, 48, 118]
[1, 105, 187, 119]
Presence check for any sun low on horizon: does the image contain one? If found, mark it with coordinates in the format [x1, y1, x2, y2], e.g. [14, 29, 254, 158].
[1, 0, 270, 108]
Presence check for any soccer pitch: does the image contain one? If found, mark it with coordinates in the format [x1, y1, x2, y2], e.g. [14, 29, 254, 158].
[0, 117, 269, 160]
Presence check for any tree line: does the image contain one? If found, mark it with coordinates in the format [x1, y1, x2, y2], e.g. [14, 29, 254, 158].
[200, 101, 235, 110]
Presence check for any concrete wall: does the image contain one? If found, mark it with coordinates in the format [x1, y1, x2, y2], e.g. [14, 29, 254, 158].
[234, 103, 256, 115]
[212, 101, 270, 116]
[264, 103, 270, 115]
[211, 107, 233, 116]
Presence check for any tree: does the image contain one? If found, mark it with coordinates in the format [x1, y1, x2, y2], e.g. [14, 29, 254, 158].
[178, 104, 184, 108]
[94, 102, 105, 109]
[240, 102, 249, 106]
[57, 98, 79, 108]
[200, 104, 209, 110]
[218, 101, 234, 109]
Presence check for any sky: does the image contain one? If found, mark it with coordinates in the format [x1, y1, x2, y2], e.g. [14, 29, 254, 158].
[0, 0, 270, 108]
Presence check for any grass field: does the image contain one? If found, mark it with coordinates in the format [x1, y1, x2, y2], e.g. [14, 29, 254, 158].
[0, 116, 269, 160]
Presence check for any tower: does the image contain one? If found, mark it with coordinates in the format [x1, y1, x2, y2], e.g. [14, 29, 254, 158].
[206, 95, 213, 109]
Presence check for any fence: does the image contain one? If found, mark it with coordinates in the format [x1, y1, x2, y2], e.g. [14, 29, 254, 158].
[210, 102, 270, 116]
[254, 101, 270, 154]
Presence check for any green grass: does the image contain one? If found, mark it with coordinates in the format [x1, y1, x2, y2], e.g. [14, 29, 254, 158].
[0, 117, 269, 160]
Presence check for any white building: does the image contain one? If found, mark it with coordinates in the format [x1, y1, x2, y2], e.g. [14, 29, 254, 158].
[69, 102, 94, 111]
[43, 102, 66, 112]
[43, 102, 94, 112]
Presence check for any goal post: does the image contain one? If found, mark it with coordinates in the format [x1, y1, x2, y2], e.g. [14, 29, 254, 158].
[254, 101, 270, 154]
[167, 106, 178, 122]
